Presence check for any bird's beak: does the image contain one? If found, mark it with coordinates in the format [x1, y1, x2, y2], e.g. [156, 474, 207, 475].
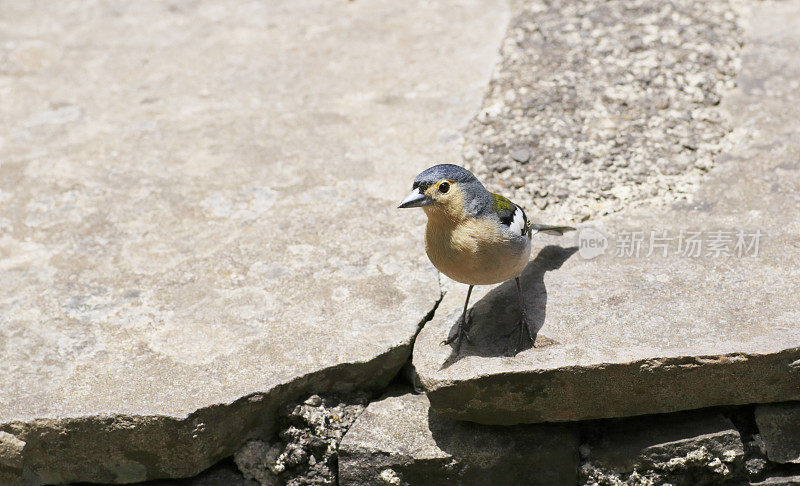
[398, 188, 432, 208]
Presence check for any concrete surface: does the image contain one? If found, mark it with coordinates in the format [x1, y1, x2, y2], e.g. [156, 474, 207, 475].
[580, 411, 745, 485]
[463, 0, 742, 223]
[414, 0, 800, 424]
[338, 390, 579, 486]
[755, 403, 800, 464]
[0, 0, 509, 483]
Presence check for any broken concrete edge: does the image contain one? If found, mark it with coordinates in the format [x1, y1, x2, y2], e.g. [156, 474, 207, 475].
[755, 401, 800, 464]
[0, 294, 445, 486]
[339, 448, 478, 486]
[751, 475, 800, 486]
[407, 276, 447, 363]
[337, 388, 800, 486]
[399, 276, 448, 390]
[338, 446, 432, 486]
[338, 389, 580, 486]
[579, 414, 746, 485]
[228, 288, 447, 486]
[420, 346, 800, 424]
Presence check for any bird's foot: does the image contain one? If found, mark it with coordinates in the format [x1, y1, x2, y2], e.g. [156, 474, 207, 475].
[507, 317, 536, 356]
[441, 309, 473, 353]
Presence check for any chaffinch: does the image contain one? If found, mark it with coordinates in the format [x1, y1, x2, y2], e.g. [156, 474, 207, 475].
[399, 164, 574, 355]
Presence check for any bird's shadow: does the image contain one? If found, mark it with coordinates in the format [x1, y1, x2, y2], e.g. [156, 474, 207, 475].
[441, 245, 578, 368]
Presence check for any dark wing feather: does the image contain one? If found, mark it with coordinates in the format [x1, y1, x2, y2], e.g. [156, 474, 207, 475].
[491, 193, 530, 237]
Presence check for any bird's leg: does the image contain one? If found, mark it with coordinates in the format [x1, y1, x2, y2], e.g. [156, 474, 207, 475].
[442, 285, 474, 353]
[513, 277, 536, 355]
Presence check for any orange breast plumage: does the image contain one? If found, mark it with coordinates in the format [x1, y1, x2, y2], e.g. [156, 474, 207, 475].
[424, 216, 531, 285]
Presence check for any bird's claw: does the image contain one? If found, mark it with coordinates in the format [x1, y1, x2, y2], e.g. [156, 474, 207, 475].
[442, 332, 473, 346]
[507, 317, 536, 356]
[443, 328, 471, 354]
[441, 309, 473, 352]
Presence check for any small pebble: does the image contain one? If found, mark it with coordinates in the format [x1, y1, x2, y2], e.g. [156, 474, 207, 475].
[304, 395, 323, 407]
[510, 147, 531, 163]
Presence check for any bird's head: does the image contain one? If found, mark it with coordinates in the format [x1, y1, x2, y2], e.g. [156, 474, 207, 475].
[398, 164, 488, 221]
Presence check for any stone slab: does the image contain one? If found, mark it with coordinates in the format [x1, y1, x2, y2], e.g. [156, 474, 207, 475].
[80, 461, 257, 486]
[413, 0, 800, 424]
[0, 0, 509, 483]
[755, 402, 800, 464]
[752, 476, 800, 486]
[338, 390, 579, 486]
[580, 411, 745, 485]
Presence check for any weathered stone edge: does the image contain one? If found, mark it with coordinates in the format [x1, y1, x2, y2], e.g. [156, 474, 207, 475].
[0, 294, 444, 485]
[755, 401, 800, 464]
[423, 347, 800, 424]
[337, 389, 800, 486]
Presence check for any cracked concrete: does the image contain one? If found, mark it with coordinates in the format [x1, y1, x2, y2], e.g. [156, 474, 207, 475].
[0, 0, 509, 483]
[3, 0, 799, 483]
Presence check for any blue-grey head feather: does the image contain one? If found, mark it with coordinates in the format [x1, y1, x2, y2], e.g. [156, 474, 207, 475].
[412, 164, 476, 189]
[412, 164, 491, 217]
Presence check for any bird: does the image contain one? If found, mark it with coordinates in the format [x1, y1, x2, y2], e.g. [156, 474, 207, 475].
[398, 164, 574, 355]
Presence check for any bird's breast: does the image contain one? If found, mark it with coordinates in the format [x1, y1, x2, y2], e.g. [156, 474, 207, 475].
[424, 217, 531, 285]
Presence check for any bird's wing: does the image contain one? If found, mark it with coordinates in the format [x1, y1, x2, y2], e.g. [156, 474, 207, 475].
[528, 223, 576, 236]
[490, 193, 530, 237]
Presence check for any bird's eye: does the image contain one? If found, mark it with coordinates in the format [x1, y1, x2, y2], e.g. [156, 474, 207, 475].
[439, 181, 450, 194]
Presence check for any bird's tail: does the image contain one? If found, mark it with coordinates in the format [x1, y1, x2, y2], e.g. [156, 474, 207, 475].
[528, 223, 576, 236]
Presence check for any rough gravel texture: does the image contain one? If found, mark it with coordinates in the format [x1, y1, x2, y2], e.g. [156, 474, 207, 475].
[234, 394, 369, 486]
[463, 0, 743, 222]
